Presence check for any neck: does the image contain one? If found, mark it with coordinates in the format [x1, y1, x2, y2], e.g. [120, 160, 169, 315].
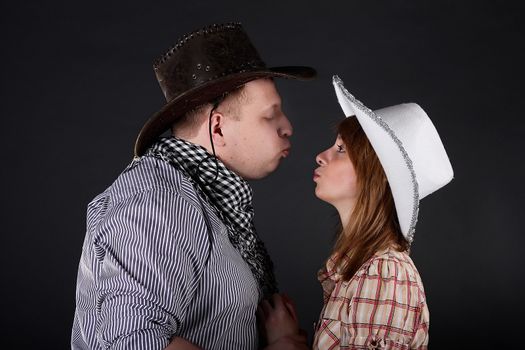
[172, 131, 214, 155]
[171, 131, 244, 180]
[334, 200, 355, 229]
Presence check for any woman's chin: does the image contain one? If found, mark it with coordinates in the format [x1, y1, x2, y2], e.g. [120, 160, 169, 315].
[314, 188, 328, 203]
[315, 190, 340, 209]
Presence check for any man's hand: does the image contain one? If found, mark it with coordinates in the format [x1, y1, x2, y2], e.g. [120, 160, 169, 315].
[258, 293, 308, 348]
[263, 333, 309, 350]
[165, 337, 203, 350]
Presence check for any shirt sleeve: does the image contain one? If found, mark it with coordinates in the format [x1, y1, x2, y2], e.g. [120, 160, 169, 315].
[342, 256, 429, 349]
[93, 188, 211, 349]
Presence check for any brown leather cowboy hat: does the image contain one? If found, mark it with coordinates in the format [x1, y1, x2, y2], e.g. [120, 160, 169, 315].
[134, 22, 316, 156]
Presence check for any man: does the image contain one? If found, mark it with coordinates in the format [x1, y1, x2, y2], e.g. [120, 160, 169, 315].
[71, 22, 315, 349]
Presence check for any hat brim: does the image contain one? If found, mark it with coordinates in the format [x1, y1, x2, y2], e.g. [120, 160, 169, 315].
[332, 76, 419, 241]
[134, 66, 316, 156]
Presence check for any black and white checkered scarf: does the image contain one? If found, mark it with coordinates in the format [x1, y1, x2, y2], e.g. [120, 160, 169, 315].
[146, 136, 278, 298]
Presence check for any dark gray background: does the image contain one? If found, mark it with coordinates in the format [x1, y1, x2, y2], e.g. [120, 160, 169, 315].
[1, 0, 524, 348]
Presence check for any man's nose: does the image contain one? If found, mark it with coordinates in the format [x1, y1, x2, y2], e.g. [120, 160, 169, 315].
[278, 114, 293, 138]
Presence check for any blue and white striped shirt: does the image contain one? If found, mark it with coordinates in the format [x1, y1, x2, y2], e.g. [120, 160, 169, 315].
[72, 155, 260, 349]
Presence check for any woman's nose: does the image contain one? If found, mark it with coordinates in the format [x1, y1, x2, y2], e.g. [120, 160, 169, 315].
[316, 151, 326, 166]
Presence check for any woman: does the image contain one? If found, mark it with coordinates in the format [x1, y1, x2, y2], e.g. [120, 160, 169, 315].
[260, 75, 453, 349]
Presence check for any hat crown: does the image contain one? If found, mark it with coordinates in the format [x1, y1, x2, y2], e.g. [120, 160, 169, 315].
[153, 23, 266, 102]
[374, 104, 454, 199]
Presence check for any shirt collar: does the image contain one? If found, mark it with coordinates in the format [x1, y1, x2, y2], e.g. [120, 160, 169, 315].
[317, 248, 397, 295]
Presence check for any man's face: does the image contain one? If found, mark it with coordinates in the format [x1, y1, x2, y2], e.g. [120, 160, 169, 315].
[220, 78, 292, 180]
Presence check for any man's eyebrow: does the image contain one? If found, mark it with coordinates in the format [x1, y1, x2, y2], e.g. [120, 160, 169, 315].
[263, 103, 281, 112]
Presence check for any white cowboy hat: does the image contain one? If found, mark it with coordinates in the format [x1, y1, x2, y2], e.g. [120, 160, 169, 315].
[332, 75, 453, 242]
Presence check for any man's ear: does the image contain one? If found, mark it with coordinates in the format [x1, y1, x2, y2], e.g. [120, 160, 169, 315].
[209, 111, 226, 146]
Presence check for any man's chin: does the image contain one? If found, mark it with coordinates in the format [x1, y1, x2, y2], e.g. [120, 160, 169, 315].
[244, 161, 281, 180]
[262, 160, 283, 178]
[245, 170, 273, 180]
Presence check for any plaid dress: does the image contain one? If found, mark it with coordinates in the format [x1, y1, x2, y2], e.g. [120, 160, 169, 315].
[313, 248, 429, 350]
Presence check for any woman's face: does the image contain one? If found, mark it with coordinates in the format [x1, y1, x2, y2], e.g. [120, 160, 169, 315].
[314, 135, 358, 207]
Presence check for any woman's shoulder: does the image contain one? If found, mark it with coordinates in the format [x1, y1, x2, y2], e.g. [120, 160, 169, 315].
[354, 248, 426, 295]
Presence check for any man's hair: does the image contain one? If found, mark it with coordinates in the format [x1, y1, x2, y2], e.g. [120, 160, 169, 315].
[171, 85, 250, 138]
[331, 117, 409, 281]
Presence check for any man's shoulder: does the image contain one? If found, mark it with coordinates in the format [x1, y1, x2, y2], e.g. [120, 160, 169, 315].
[87, 156, 227, 237]
[93, 156, 201, 209]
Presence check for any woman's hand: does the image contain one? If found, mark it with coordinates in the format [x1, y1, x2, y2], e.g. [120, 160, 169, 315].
[257, 293, 306, 347]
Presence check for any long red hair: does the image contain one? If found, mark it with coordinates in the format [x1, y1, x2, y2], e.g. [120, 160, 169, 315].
[332, 117, 409, 281]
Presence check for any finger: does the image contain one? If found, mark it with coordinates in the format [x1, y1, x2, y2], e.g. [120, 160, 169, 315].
[271, 293, 284, 311]
[283, 301, 295, 319]
[283, 302, 297, 322]
[285, 333, 308, 344]
[260, 299, 273, 317]
[281, 293, 294, 308]
[281, 294, 298, 322]
[274, 333, 308, 347]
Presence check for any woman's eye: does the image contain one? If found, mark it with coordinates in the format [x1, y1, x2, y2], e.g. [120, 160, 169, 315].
[336, 144, 345, 153]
